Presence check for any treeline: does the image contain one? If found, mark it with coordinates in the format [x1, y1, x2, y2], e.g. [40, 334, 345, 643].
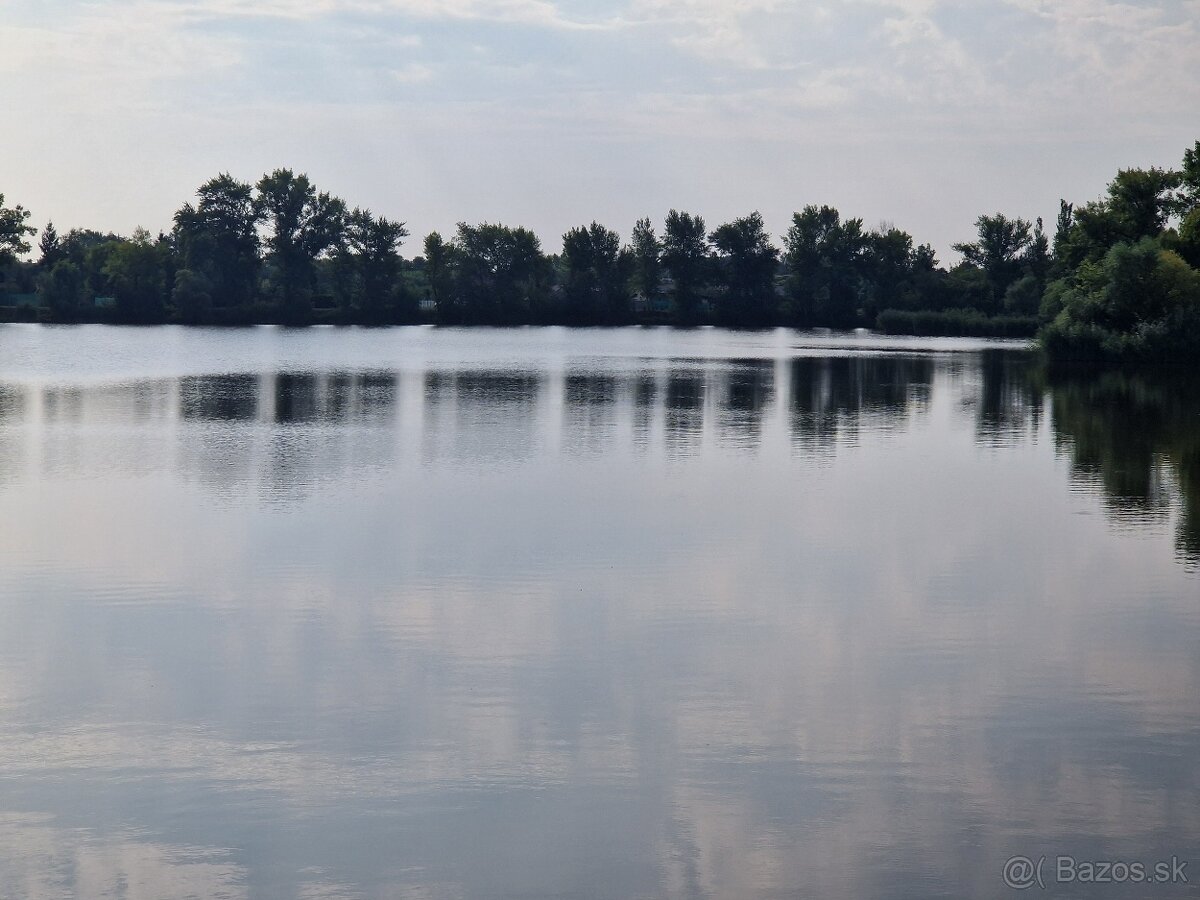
[0, 172, 1047, 332]
[1, 143, 1197, 355]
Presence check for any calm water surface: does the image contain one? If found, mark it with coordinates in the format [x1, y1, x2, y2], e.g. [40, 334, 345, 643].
[0, 326, 1197, 899]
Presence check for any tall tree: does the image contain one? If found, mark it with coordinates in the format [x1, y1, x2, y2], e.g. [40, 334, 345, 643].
[1059, 167, 1182, 271]
[103, 228, 167, 321]
[346, 208, 409, 318]
[710, 212, 779, 326]
[661, 210, 708, 319]
[561, 222, 630, 324]
[783, 205, 868, 327]
[38, 260, 84, 318]
[423, 232, 455, 320]
[0, 193, 35, 267]
[174, 174, 261, 309]
[952, 213, 1033, 311]
[450, 223, 548, 323]
[254, 169, 346, 316]
[862, 226, 917, 315]
[630, 217, 662, 299]
[38, 222, 65, 270]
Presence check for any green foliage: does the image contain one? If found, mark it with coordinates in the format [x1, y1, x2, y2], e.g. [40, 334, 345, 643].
[1040, 238, 1200, 362]
[877, 308, 1038, 337]
[255, 169, 347, 317]
[172, 268, 212, 322]
[710, 212, 779, 326]
[1181, 141, 1200, 213]
[0, 193, 36, 266]
[661, 210, 708, 319]
[1176, 207, 1200, 268]
[783, 205, 868, 327]
[103, 228, 167, 321]
[423, 232, 454, 318]
[1056, 167, 1183, 272]
[630, 217, 661, 299]
[37, 259, 84, 318]
[952, 213, 1033, 310]
[38, 222, 65, 270]
[174, 174, 260, 309]
[434, 223, 549, 324]
[561, 222, 631, 324]
[345, 208, 409, 319]
[1004, 274, 1043, 316]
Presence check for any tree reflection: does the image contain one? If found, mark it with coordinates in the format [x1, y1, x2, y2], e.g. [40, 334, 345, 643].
[180, 375, 259, 422]
[790, 356, 933, 451]
[664, 371, 705, 456]
[717, 361, 774, 449]
[1048, 369, 1200, 566]
[974, 350, 1044, 447]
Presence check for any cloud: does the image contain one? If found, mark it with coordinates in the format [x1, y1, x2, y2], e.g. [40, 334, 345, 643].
[2, 0, 1197, 257]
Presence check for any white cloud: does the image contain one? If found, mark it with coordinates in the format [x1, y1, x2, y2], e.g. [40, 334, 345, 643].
[391, 61, 435, 83]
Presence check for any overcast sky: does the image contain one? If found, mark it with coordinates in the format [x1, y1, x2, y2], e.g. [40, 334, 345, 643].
[3, 0, 1198, 259]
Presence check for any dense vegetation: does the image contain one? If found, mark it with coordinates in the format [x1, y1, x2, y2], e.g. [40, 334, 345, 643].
[1040, 145, 1200, 363]
[2, 142, 1198, 360]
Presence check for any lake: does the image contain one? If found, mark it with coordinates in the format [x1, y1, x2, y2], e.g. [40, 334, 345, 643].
[0, 325, 1196, 899]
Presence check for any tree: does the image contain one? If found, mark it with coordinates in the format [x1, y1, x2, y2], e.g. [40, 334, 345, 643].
[424, 231, 455, 320]
[172, 269, 212, 322]
[38, 259, 84, 318]
[38, 222, 65, 270]
[1181, 141, 1200, 213]
[710, 212, 779, 326]
[346, 208, 409, 318]
[254, 169, 346, 316]
[994, 216, 1050, 321]
[1042, 238, 1200, 360]
[0, 193, 36, 266]
[1107, 167, 1181, 239]
[561, 222, 630, 324]
[952, 213, 1033, 310]
[630, 217, 662, 299]
[447, 223, 549, 323]
[661, 210, 708, 319]
[174, 174, 261, 309]
[783, 205, 868, 327]
[862, 226, 917, 315]
[1058, 168, 1182, 272]
[103, 228, 166, 321]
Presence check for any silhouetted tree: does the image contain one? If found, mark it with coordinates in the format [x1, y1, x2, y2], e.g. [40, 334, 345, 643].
[662, 210, 708, 320]
[0, 193, 35, 266]
[172, 269, 212, 322]
[562, 222, 631, 324]
[255, 169, 346, 318]
[174, 174, 261, 310]
[104, 228, 166, 321]
[630, 217, 662, 299]
[346, 208, 409, 319]
[710, 212, 779, 326]
[38, 222, 65, 270]
[784, 205, 868, 327]
[442, 223, 549, 323]
[952, 213, 1033, 311]
[38, 260, 84, 317]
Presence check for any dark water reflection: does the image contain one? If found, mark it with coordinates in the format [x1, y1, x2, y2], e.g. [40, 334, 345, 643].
[0, 326, 1197, 899]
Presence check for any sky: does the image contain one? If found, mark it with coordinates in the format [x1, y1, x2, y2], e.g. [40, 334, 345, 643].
[3, 0, 1198, 260]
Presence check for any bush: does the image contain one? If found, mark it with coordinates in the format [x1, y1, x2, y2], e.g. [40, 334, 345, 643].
[876, 308, 1039, 337]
